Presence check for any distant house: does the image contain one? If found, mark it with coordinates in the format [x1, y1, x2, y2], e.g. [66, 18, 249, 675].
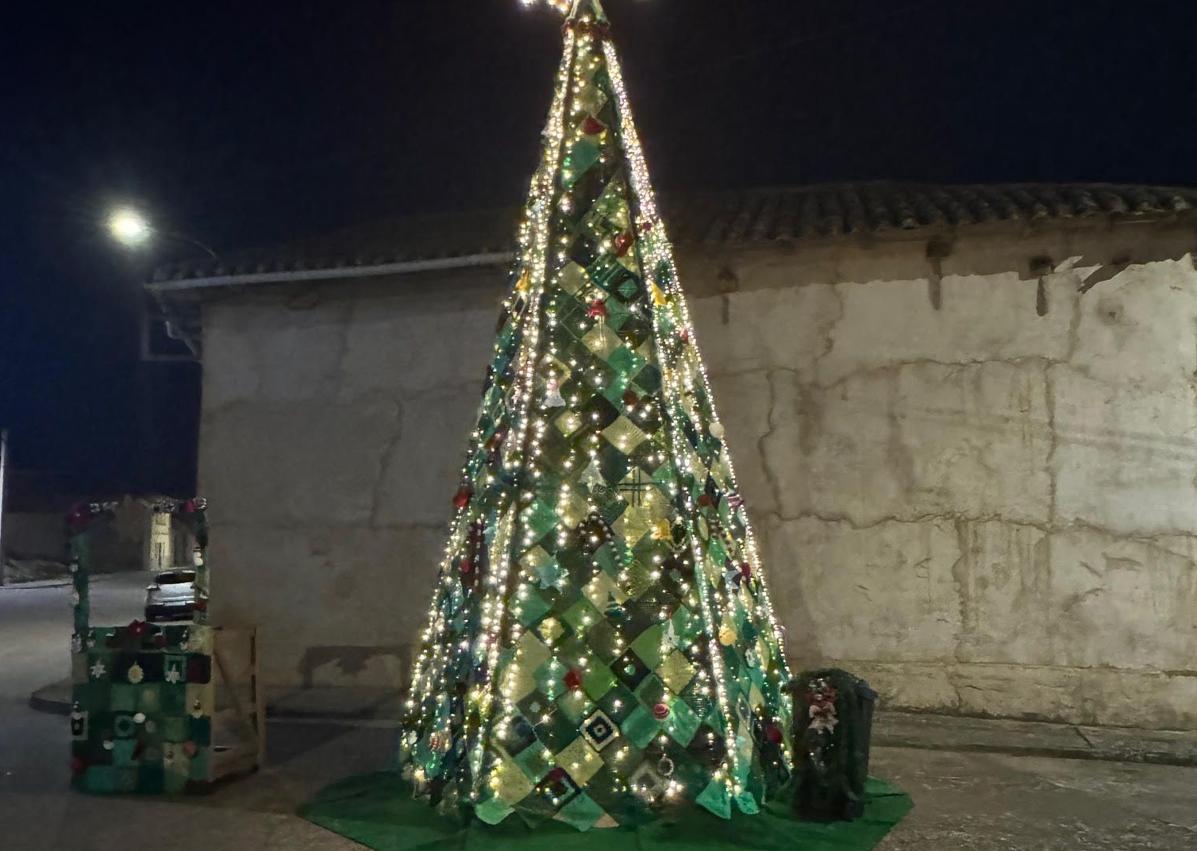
[0, 471, 190, 581]
[152, 182, 1197, 729]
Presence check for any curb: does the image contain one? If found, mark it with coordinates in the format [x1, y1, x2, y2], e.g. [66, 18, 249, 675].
[30, 687, 73, 716]
[1, 573, 126, 591]
[873, 711, 1197, 769]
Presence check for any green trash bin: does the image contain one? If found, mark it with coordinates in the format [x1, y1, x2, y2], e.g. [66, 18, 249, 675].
[790, 668, 877, 821]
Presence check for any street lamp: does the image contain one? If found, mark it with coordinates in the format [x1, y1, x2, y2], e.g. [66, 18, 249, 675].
[107, 207, 151, 247]
[104, 206, 218, 260]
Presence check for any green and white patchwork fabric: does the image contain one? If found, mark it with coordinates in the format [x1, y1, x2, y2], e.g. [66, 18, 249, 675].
[399, 0, 793, 831]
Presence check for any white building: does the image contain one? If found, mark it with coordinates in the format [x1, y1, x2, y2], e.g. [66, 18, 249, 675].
[153, 182, 1197, 729]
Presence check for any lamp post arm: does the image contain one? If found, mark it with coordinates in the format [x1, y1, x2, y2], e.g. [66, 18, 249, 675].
[156, 229, 219, 260]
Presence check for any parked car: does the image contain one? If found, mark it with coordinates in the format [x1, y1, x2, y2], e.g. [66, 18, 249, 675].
[145, 569, 196, 622]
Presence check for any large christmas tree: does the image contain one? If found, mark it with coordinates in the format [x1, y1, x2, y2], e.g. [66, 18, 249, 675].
[399, 0, 794, 830]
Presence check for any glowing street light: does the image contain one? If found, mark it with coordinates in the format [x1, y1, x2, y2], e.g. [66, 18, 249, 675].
[107, 207, 152, 247]
[104, 206, 218, 259]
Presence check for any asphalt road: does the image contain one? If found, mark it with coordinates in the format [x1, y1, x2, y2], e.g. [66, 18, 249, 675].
[0, 572, 148, 701]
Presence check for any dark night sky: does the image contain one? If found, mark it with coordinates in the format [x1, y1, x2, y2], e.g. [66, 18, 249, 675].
[2, 0, 1195, 497]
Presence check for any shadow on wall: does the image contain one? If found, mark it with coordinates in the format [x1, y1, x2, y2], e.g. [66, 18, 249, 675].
[298, 645, 410, 690]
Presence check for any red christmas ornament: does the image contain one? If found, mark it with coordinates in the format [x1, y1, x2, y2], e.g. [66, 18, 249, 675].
[765, 723, 784, 745]
[564, 669, 583, 691]
[739, 562, 753, 580]
[587, 299, 608, 320]
[484, 428, 507, 452]
[613, 231, 634, 257]
[460, 559, 475, 575]
[622, 390, 640, 407]
[127, 619, 148, 637]
[453, 486, 473, 510]
[581, 116, 606, 136]
[652, 702, 671, 721]
[679, 329, 691, 344]
[697, 494, 714, 508]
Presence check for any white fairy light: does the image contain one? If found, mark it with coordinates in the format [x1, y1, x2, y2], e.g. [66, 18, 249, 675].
[404, 0, 795, 819]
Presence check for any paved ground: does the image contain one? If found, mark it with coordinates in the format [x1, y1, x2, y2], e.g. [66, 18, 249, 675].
[2, 574, 1195, 850]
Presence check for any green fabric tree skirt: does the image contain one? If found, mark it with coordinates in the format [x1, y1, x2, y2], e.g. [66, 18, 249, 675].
[300, 773, 912, 851]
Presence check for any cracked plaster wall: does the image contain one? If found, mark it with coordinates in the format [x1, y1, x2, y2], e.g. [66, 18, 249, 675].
[197, 229, 1197, 729]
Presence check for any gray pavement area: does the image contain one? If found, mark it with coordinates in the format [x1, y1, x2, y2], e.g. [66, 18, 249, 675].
[2, 573, 1194, 850]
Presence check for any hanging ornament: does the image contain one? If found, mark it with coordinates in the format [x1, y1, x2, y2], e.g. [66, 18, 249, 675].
[622, 389, 640, 408]
[453, 485, 473, 511]
[613, 231, 634, 257]
[709, 422, 725, 439]
[564, 669, 583, 691]
[739, 562, 753, 582]
[484, 428, 507, 453]
[664, 619, 681, 650]
[650, 519, 672, 542]
[127, 662, 145, 684]
[460, 558, 475, 575]
[604, 592, 627, 622]
[70, 703, 88, 739]
[657, 755, 675, 777]
[581, 115, 606, 136]
[544, 378, 566, 408]
[587, 298, 609, 321]
[652, 702, 671, 721]
[515, 268, 532, 294]
[650, 281, 669, 307]
[718, 625, 737, 646]
[765, 722, 784, 745]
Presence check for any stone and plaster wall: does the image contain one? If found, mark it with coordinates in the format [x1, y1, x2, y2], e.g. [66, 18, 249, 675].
[197, 220, 1197, 729]
[4, 512, 69, 562]
[3, 507, 156, 573]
